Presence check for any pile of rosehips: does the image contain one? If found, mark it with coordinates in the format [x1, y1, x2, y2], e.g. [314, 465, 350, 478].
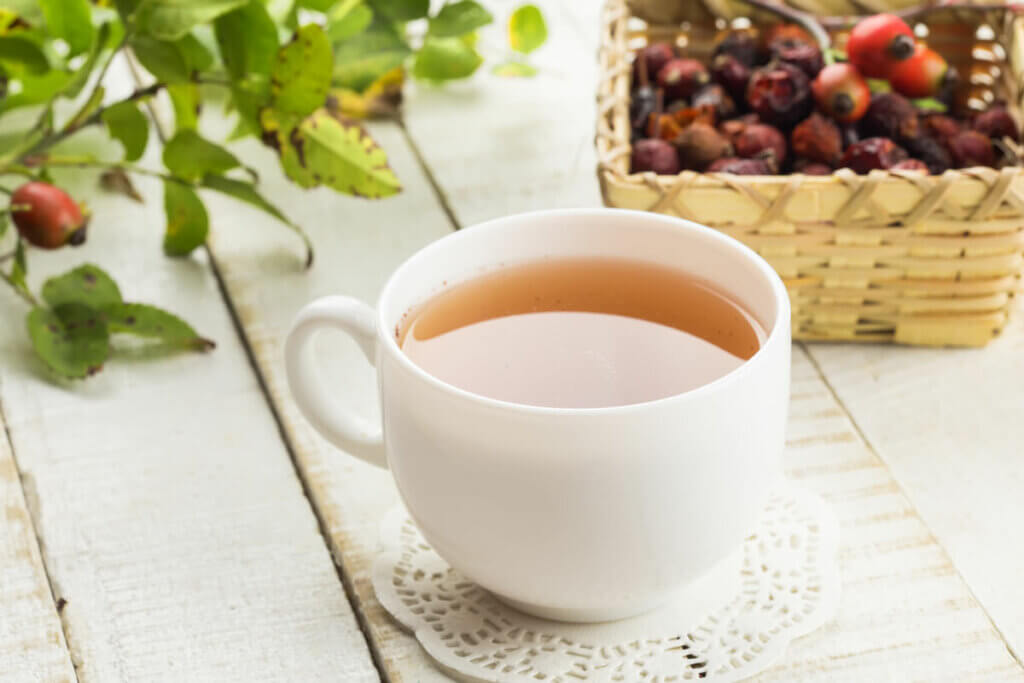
[629, 14, 1020, 176]
[10, 182, 88, 250]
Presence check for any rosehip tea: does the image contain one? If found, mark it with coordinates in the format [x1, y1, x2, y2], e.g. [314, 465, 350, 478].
[398, 258, 766, 408]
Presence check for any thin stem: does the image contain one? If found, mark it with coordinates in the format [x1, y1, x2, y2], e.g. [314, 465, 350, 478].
[196, 76, 233, 87]
[0, 269, 38, 307]
[735, 0, 832, 52]
[0, 185, 10, 195]
[37, 156, 185, 184]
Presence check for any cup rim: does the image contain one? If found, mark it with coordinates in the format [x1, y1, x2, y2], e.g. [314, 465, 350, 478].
[376, 208, 790, 416]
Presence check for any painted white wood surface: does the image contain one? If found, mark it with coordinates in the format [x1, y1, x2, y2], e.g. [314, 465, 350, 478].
[0, 428, 76, 682]
[0, 60, 379, 681]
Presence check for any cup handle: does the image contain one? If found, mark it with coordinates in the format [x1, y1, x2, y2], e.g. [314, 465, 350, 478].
[284, 296, 387, 469]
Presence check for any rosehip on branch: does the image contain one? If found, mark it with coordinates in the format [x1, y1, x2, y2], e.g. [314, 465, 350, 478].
[888, 44, 948, 98]
[847, 13, 915, 78]
[11, 181, 88, 250]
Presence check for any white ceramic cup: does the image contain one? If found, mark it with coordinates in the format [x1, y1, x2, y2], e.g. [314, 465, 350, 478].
[285, 208, 791, 622]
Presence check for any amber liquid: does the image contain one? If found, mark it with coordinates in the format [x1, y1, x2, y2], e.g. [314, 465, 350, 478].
[399, 258, 766, 408]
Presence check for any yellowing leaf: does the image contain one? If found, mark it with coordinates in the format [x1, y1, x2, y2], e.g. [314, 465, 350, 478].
[327, 66, 403, 119]
[428, 0, 492, 38]
[271, 23, 332, 116]
[163, 180, 208, 256]
[492, 60, 537, 77]
[508, 4, 546, 55]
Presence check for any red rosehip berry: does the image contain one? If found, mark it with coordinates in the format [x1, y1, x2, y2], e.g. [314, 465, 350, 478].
[634, 43, 675, 86]
[746, 61, 812, 129]
[10, 182, 88, 250]
[811, 63, 871, 123]
[888, 44, 948, 98]
[657, 58, 710, 102]
[972, 106, 1019, 142]
[948, 130, 995, 168]
[847, 13, 915, 79]
[840, 137, 909, 173]
[631, 138, 681, 175]
[791, 113, 842, 166]
[675, 122, 732, 171]
[735, 123, 788, 165]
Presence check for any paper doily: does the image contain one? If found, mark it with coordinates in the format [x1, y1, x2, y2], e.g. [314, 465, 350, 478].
[372, 481, 839, 682]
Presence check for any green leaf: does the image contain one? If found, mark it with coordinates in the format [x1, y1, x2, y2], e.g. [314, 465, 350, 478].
[102, 100, 149, 161]
[368, 0, 427, 21]
[40, 0, 94, 56]
[162, 180, 208, 256]
[0, 35, 49, 73]
[62, 21, 113, 98]
[26, 303, 110, 378]
[200, 173, 312, 265]
[167, 82, 199, 130]
[297, 0, 333, 10]
[508, 4, 546, 55]
[428, 1, 492, 38]
[270, 23, 332, 116]
[9, 239, 28, 297]
[413, 37, 481, 81]
[103, 302, 214, 350]
[491, 60, 536, 77]
[824, 47, 847, 63]
[176, 32, 213, 72]
[866, 78, 891, 94]
[326, 0, 372, 42]
[0, 70, 70, 113]
[41, 263, 123, 309]
[333, 21, 410, 92]
[0, 0, 44, 25]
[131, 35, 189, 82]
[214, 0, 278, 80]
[0, 214, 8, 239]
[163, 129, 240, 181]
[913, 97, 947, 113]
[138, 0, 249, 41]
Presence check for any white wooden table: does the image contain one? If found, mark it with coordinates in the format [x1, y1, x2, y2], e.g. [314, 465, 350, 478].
[3, 2, 1024, 681]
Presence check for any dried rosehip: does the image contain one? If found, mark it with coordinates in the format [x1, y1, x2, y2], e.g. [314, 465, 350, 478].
[888, 44, 948, 98]
[791, 113, 842, 166]
[746, 61, 812, 129]
[735, 123, 787, 165]
[711, 54, 752, 102]
[948, 130, 995, 168]
[773, 40, 823, 79]
[847, 13, 915, 78]
[646, 112, 684, 141]
[11, 182, 87, 249]
[718, 113, 759, 145]
[973, 106, 1019, 141]
[712, 29, 759, 67]
[812, 63, 871, 123]
[763, 24, 814, 53]
[793, 159, 833, 175]
[840, 137, 909, 173]
[631, 138, 681, 174]
[922, 114, 962, 143]
[902, 135, 952, 174]
[630, 85, 658, 136]
[675, 122, 732, 170]
[692, 84, 736, 121]
[657, 58, 710, 101]
[634, 43, 675, 85]
[861, 92, 919, 141]
[892, 159, 929, 172]
[707, 157, 777, 175]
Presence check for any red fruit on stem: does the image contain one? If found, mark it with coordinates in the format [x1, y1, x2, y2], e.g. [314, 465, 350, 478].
[634, 43, 675, 85]
[657, 58, 710, 101]
[791, 113, 842, 166]
[707, 157, 777, 175]
[948, 130, 995, 167]
[847, 13, 915, 78]
[10, 182, 87, 249]
[888, 44, 948, 98]
[735, 123, 788, 164]
[746, 61, 812, 129]
[631, 138, 681, 174]
[973, 106, 1019, 141]
[840, 137, 909, 173]
[892, 159, 929, 171]
[811, 63, 871, 123]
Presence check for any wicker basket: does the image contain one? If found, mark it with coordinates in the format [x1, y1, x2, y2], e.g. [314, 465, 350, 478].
[596, 0, 1024, 346]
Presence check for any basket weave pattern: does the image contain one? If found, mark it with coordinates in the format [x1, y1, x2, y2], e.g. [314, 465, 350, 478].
[597, 0, 1024, 346]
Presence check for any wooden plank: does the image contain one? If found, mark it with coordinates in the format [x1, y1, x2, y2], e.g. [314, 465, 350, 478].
[0, 59, 379, 681]
[804, 297, 1024, 664]
[0, 423, 76, 683]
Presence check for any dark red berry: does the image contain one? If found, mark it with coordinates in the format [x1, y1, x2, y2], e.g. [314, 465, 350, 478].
[973, 106, 1019, 142]
[812, 63, 871, 123]
[791, 113, 842, 166]
[675, 122, 732, 170]
[10, 182, 87, 249]
[892, 159, 929, 172]
[793, 159, 833, 175]
[948, 130, 995, 168]
[735, 123, 787, 164]
[634, 43, 675, 86]
[631, 138, 681, 174]
[692, 84, 736, 121]
[861, 92, 919, 141]
[888, 44, 948, 98]
[711, 54, 752, 102]
[922, 114, 962, 143]
[847, 14, 915, 78]
[746, 61, 812, 129]
[840, 137, 909, 173]
[772, 40, 823, 79]
[902, 135, 952, 174]
[707, 156, 777, 175]
[657, 58, 710, 101]
[718, 113, 759, 145]
[712, 29, 759, 67]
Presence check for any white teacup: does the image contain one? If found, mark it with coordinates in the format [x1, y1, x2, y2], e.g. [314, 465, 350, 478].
[285, 208, 791, 622]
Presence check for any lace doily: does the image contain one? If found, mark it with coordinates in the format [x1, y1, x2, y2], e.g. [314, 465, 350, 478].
[373, 481, 839, 682]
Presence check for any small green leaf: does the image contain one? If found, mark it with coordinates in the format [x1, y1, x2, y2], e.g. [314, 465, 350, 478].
[102, 100, 149, 161]
[40, 0, 94, 56]
[64, 84, 104, 129]
[138, 0, 249, 41]
[368, 0, 427, 21]
[176, 33, 213, 72]
[0, 35, 49, 74]
[413, 37, 482, 81]
[214, 0, 278, 80]
[866, 78, 891, 94]
[167, 82, 199, 130]
[0, 70, 70, 113]
[163, 180, 208, 256]
[131, 35, 190, 82]
[41, 263, 123, 309]
[491, 60, 537, 77]
[332, 21, 410, 92]
[326, 0, 372, 42]
[913, 97, 947, 113]
[824, 47, 847, 63]
[163, 129, 240, 181]
[27, 303, 111, 378]
[508, 4, 546, 55]
[0, 0, 44, 25]
[270, 23, 333, 116]
[9, 239, 28, 298]
[0, 214, 8, 239]
[103, 302, 215, 350]
[428, 0, 492, 38]
[297, 0, 333, 10]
